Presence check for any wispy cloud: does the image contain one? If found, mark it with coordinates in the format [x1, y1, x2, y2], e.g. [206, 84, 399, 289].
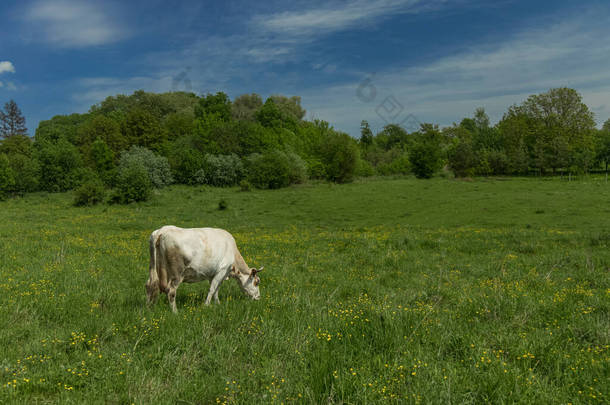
[23, 0, 128, 48]
[0, 61, 16, 74]
[301, 9, 610, 133]
[253, 0, 445, 39]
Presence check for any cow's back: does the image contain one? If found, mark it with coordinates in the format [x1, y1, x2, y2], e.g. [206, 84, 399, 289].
[157, 226, 238, 282]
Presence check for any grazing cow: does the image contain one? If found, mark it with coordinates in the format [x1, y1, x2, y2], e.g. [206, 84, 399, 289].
[145, 225, 263, 313]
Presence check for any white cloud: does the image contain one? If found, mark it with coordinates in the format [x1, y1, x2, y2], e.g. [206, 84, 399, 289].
[0, 61, 16, 74]
[253, 0, 445, 39]
[24, 0, 128, 47]
[300, 9, 610, 134]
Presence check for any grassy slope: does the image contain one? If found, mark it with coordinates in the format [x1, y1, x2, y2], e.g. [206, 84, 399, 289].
[0, 177, 608, 404]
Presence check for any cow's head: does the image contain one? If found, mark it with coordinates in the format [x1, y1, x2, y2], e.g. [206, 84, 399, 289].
[235, 266, 263, 300]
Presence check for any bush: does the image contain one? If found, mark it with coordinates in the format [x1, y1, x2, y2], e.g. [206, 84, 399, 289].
[0, 154, 15, 199]
[112, 162, 152, 203]
[201, 154, 244, 186]
[306, 158, 327, 180]
[169, 143, 204, 185]
[35, 138, 83, 192]
[74, 177, 106, 206]
[377, 154, 411, 176]
[247, 151, 307, 189]
[239, 179, 252, 192]
[7, 153, 39, 193]
[409, 141, 443, 179]
[118, 146, 172, 188]
[319, 132, 359, 183]
[448, 140, 476, 178]
[355, 158, 375, 177]
[218, 199, 228, 210]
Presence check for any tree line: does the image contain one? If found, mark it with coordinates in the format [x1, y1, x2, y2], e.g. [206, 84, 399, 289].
[0, 87, 609, 203]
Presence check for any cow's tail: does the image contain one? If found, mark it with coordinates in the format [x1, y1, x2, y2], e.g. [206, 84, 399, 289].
[145, 231, 167, 304]
[155, 234, 168, 294]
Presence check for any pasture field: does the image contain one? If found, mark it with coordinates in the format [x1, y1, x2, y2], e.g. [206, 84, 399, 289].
[0, 177, 608, 404]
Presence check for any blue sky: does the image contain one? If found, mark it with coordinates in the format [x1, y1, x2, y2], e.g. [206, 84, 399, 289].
[1, 0, 610, 136]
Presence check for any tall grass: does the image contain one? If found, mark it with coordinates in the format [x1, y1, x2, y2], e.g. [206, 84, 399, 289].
[0, 177, 608, 403]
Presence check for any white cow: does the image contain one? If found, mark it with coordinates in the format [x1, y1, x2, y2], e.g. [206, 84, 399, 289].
[145, 225, 263, 312]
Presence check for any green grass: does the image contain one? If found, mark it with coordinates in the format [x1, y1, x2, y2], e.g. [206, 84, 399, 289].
[0, 177, 608, 404]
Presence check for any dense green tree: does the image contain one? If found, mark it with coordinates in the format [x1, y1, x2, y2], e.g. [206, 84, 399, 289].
[319, 131, 360, 183]
[596, 125, 610, 173]
[0, 133, 33, 156]
[232, 94, 263, 121]
[35, 114, 88, 145]
[0, 154, 15, 198]
[359, 120, 373, 148]
[0, 100, 27, 138]
[35, 138, 83, 192]
[269, 95, 306, 121]
[522, 88, 595, 173]
[90, 137, 116, 185]
[195, 92, 232, 122]
[123, 108, 165, 151]
[7, 153, 40, 193]
[409, 124, 443, 179]
[78, 115, 125, 155]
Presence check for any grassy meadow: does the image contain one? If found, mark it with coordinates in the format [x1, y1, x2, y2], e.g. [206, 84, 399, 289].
[0, 177, 608, 404]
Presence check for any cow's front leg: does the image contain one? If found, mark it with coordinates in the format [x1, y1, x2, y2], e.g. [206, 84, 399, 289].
[205, 273, 225, 305]
[213, 288, 220, 304]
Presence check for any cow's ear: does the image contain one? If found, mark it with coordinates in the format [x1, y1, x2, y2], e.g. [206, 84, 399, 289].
[230, 265, 239, 276]
[257, 266, 264, 273]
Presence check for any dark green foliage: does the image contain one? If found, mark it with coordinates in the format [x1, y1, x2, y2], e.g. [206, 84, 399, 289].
[89, 137, 116, 185]
[247, 150, 307, 189]
[218, 199, 228, 210]
[448, 139, 477, 177]
[6, 153, 40, 193]
[78, 115, 125, 155]
[118, 146, 172, 188]
[319, 132, 360, 183]
[169, 141, 205, 185]
[195, 92, 232, 122]
[123, 108, 165, 152]
[35, 138, 83, 192]
[376, 153, 411, 176]
[0, 134, 33, 156]
[239, 179, 252, 192]
[0, 154, 15, 199]
[409, 138, 443, 179]
[74, 177, 106, 206]
[112, 161, 152, 203]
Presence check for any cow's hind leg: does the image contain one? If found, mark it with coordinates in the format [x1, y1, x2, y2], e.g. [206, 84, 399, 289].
[168, 278, 181, 313]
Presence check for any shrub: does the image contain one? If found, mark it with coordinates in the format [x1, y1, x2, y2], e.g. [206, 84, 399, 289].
[169, 145, 204, 185]
[409, 141, 443, 179]
[239, 179, 252, 192]
[112, 162, 152, 203]
[377, 154, 411, 176]
[118, 146, 172, 188]
[306, 158, 326, 180]
[7, 153, 39, 193]
[218, 199, 228, 210]
[0, 154, 15, 199]
[74, 177, 106, 206]
[201, 154, 244, 186]
[319, 132, 359, 183]
[355, 159, 375, 177]
[448, 141, 477, 178]
[247, 150, 307, 189]
[35, 138, 83, 192]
